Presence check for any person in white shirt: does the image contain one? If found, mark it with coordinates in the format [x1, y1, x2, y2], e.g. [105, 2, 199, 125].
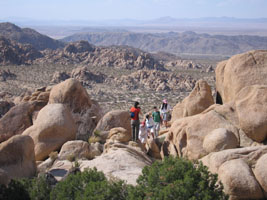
[145, 114, 154, 138]
[160, 99, 171, 128]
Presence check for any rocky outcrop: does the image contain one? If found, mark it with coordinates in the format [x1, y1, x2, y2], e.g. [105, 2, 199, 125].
[107, 127, 131, 143]
[171, 80, 214, 121]
[0, 135, 36, 180]
[70, 66, 107, 86]
[165, 59, 203, 69]
[111, 69, 196, 92]
[235, 85, 267, 142]
[201, 146, 267, 199]
[22, 104, 77, 161]
[79, 142, 152, 185]
[34, 41, 166, 70]
[162, 110, 239, 160]
[49, 79, 102, 141]
[0, 36, 42, 65]
[49, 78, 92, 113]
[94, 110, 131, 142]
[51, 71, 70, 84]
[0, 101, 44, 143]
[216, 50, 267, 103]
[58, 140, 91, 160]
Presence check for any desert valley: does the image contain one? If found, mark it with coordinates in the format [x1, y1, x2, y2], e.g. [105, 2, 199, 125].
[0, 11, 267, 200]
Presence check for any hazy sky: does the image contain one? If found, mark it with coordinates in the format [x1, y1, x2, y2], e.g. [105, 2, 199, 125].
[0, 0, 267, 20]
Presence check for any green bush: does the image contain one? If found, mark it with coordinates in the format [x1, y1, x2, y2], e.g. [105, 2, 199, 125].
[127, 157, 228, 200]
[0, 158, 227, 200]
[50, 168, 127, 200]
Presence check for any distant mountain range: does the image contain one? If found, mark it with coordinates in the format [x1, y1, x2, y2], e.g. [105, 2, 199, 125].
[0, 22, 64, 50]
[62, 31, 267, 56]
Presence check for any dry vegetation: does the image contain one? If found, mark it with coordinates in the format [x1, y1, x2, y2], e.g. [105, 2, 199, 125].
[0, 61, 216, 114]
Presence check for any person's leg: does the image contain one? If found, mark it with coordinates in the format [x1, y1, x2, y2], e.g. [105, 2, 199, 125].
[135, 120, 140, 141]
[131, 120, 136, 141]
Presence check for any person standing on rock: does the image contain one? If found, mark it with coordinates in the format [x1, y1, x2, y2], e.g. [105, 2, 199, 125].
[152, 106, 161, 137]
[160, 99, 171, 128]
[130, 101, 142, 141]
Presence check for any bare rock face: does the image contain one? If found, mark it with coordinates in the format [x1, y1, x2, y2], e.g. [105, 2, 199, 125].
[23, 104, 77, 161]
[51, 71, 70, 84]
[49, 79, 102, 141]
[107, 127, 131, 143]
[165, 59, 203, 69]
[58, 140, 91, 160]
[201, 146, 267, 200]
[172, 80, 214, 121]
[0, 102, 44, 143]
[216, 50, 267, 103]
[0, 135, 36, 179]
[49, 78, 92, 113]
[218, 159, 264, 200]
[70, 66, 107, 85]
[111, 69, 196, 92]
[162, 110, 239, 160]
[94, 110, 131, 142]
[254, 154, 267, 194]
[64, 40, 95, 54]
[203, 128, 239, 153]
[79, 142, 152, 185]
[146, 137, 161, 159]
[235, 85, 267, 143]
[0, 36, 42, 65]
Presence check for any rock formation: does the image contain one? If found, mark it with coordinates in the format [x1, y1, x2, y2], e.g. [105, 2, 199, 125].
[0, 135, 36, 181]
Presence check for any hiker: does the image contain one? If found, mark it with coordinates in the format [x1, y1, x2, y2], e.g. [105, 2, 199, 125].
[152, 106, 161, 137]
[138, 121, 147, 146]
[145, 114, 154, 138]
[160, 99, 171, 128]
[130, 101, 142, 141]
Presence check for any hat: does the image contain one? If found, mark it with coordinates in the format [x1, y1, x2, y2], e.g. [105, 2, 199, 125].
[163, 99, 167, 103]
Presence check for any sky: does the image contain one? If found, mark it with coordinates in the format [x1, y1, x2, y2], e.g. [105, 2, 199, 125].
[0, 0, 267, 21]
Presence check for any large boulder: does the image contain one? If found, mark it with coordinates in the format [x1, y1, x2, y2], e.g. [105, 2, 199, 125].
[203, 128, 239, 153]
[79, 143, 152, 185]
[49, 78, 92, 113]
[94, 110, 131, 142]
[254, 154, 267, 195]
[58, 140, 91, 160]
[0, 135, 36, 179]
[49, 78, 103, 141]
[163, 110, 239, 160]
[0, 102, 44, 143]
[218, 159, 264, 200]
[201, 146, 267, 199]
[23, 104, 77, 161]
[235, 85, 267, 142]
[172, 80, 214, 121]
[107, 127, 131, 143]
[216, 50, 267, 103]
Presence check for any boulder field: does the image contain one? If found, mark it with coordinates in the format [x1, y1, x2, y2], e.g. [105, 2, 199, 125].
[0, 50, 267, 200]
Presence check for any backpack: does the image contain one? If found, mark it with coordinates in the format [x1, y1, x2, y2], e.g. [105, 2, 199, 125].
[130, 112, 135, 118]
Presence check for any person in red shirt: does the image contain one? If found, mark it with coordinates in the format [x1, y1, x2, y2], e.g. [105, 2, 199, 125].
[130, 101, 142, 141]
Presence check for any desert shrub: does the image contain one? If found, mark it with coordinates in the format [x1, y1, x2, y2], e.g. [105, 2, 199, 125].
[50, 168, 127, 200]
[127, 156, 228, 200]
[0, 179, 30, 200]
[88, 136, 101, 144]
[0, 175, 51, 200]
